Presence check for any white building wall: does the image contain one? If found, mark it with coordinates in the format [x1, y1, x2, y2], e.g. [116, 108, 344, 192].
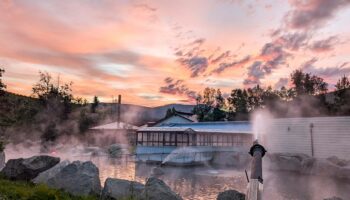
[264, 117, 350, 159]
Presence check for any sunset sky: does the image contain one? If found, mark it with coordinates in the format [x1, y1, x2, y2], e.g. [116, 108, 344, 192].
[1, 0, 350, 106]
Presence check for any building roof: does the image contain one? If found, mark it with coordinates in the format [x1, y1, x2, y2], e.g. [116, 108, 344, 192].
[90, 121, 138, 130]
[137, 127, 195, 132]
[140, 121, 253, 134]
[152, 112, 195, 127]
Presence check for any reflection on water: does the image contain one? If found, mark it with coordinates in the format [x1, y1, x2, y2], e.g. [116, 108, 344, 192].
[85, 156, 350, 200]
[80, 155, 248, 200]
[5, 148, 350, 200]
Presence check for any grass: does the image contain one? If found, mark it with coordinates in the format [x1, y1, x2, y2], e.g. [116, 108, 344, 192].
[0, 177, 97, 200]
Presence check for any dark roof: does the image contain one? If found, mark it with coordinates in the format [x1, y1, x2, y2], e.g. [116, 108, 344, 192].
[174, 111, 193, 116]
[151, 112, 194, 127]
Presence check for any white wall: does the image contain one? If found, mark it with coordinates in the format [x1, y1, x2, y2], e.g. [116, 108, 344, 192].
[263, 117, 350, 159]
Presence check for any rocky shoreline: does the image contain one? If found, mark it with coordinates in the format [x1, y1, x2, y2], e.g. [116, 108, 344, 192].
[266, 153, 350, 180]
[0, 153, 347, 200]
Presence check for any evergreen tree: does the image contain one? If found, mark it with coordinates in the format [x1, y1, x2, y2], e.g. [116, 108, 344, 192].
[165, 107, 176, 118]
[91, 96, 99, 113]
[0, 68, 6, 96]
[290, 70, 328, 96]
[335, 75, 350, 90]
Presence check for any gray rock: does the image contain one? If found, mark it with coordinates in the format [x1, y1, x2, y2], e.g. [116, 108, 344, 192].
[141, 177, 182, 200]
[108, 144, 122, 158]
[217, 190, 245, 200]
[267, 153, 310, 172]
[1, 155, 60, 181]
[32, 160, 70, 184]
[47, 161, 101, 196]
[0, 151, 5, 170]
[324, 197, 343, 200]
[268, 153, 350, 180]
[151, 167, 164, 177]
[101, 178, 144, 200]
[327, 156, 349, 167]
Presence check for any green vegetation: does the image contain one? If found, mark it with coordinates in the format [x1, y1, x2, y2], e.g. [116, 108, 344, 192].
[0, 69, 108, 146]
[90, 96, 99, 113]
[193, 70, 350, 121]
[0, 177, 96, 200]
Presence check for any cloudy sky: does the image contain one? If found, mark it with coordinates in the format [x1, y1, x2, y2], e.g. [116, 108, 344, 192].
[1, 0, 350, 106]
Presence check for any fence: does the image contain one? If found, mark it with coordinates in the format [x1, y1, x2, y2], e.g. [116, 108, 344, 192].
[263, 116, 350, 159]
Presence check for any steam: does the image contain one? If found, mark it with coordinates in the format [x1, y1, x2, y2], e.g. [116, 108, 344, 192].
[251, 109, 273, 143]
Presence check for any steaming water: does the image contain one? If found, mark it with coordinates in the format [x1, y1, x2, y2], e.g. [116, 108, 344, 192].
[5, 146, 350, 200]
[162, 147, 207, 164]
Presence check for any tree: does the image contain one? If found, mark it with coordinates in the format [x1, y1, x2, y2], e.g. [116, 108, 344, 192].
[41, 122, 58, 143]
[79, 109, 94, 133]
[91, 96, 99, 113]
[0, 68, 6, 96]
[227, 89, 249, 120]
[290, 70, 328, 96]
[335, 75, 350, 90]
[192, 88, 227, 121]
[32, 71, 74, 120]
[211, 89, 226, 121]
[165, 107, 176, 118]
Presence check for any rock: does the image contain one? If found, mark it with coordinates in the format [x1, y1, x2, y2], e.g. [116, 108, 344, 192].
[217, 190, 245, 200]
[324, 197, 343, 200]
[151, 167, 164, 177]
[1, 155, 60, 181]
[0, 151, 5, 170]
[46, 161, 101, 196]
[101, 178, 144, 200]
[141, 177, 182, 200]
[267, 153, 350, 180]
[108, 144, 122, 158]
[32, 160, 70, 184]
[267, 153, 310, 172]
[327, 156, 349, 167]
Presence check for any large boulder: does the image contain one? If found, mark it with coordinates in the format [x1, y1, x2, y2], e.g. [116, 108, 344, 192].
[324, 197, 343, 200]
[0, 151, 5, 170]
[1, 155, 60, 181]
[267, 153, 350, 180]
[32, 160, 70, 184]
[267, 153, 309, 172]
[46, 161, 101, 196]
[151, 166, 164, 177]
[327, 156, 349, 167]
[107, 144, 122, 158]
[141, 177, 182, 200]
[217, 190, 245, 200]
[101, 178, 144, 200]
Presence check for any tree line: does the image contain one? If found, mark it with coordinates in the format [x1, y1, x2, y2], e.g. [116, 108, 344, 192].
[193, 70, 350, 121]
[0, 69, 102, 149]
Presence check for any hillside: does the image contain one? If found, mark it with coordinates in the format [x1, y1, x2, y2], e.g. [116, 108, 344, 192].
[0, 92, 195, 127]
[97, 103, 195, 126]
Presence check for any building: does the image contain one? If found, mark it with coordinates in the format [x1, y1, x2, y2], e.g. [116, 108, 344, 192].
[88, 121, 138, 146]
[263, 116, 350, 160]
[135, 121, 253, 165]
[149, 111, 197, 127]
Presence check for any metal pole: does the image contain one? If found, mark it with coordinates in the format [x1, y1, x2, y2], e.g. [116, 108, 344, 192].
[310, 123, 314, 157]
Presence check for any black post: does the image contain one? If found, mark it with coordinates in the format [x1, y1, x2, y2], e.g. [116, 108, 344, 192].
[249, 141, 266, 184]
[310, 123, 314, 157]
[117, 95, 121, 128]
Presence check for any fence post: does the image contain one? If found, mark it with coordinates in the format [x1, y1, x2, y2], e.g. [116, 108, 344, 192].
[310, 123, 314, 157]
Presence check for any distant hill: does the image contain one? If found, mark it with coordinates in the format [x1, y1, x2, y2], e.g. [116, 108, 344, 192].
[99, 103, 195, 126]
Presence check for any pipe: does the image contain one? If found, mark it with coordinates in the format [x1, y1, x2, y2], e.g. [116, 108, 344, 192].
[249, 140, 266, 184]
